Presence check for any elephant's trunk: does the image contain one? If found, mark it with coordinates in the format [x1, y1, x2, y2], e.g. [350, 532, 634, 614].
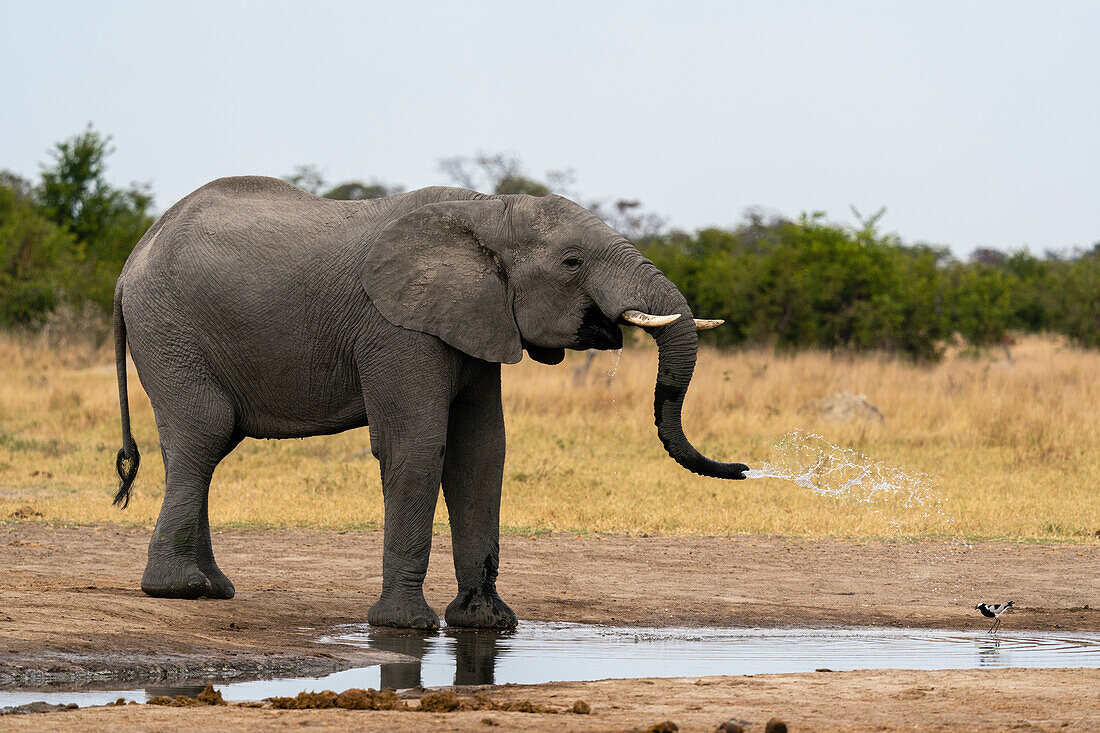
[650, 315, 748, 479]
[621, 266, 748, 480]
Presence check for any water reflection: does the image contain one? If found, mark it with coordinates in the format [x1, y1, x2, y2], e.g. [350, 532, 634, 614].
[451, 630, 503, 686]
[977, 637, 1005, 667]
[144, 684, 208, 698]
[368, 628, 508, 687]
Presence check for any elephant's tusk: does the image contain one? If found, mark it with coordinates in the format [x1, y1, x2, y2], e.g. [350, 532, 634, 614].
[694, 318, 724, 330]
[620, 310, 681, 328]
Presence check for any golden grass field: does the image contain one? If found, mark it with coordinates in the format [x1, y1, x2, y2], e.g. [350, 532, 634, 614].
[0, 330, 1097, 541]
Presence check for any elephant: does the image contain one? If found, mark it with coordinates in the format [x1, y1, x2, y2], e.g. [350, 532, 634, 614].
[111, 176, 748, 630]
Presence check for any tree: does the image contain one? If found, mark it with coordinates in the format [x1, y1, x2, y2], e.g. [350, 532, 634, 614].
[585, 198, 666, 242]
[438, 152, 665, 240]
[36, 125, 154, 312]
[283, 166, 404, 200]
[0, 176, 75, 325]
[283, 164, 326, 195]
[324, 180, 404, 200]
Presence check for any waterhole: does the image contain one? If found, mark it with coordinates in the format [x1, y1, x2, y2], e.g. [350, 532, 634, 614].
[4, 622, 1099, 708]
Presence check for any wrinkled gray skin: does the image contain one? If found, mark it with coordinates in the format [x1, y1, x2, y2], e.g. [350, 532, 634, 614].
[112, 176, 747, 630]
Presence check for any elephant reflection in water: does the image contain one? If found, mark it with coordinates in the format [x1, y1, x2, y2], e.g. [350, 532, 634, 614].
[369, 629, 504, 687]
[145, 684, 208, 699]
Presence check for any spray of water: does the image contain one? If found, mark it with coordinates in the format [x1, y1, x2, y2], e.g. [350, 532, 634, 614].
[744, 430, 945, 525]
[745, 431, 976, 598]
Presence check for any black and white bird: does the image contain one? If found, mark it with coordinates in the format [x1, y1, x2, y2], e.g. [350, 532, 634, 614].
[975, 601, 1013, 633]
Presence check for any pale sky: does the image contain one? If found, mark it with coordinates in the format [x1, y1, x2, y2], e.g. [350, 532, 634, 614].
[3, 1, 1098, 256]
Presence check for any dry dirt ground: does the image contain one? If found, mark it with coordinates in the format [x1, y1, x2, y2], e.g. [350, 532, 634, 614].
[2, 522, 1099, 731]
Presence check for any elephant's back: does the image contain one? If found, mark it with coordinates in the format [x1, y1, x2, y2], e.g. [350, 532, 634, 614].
[118, 178, 379, 433]
[122, 176, 367, 283]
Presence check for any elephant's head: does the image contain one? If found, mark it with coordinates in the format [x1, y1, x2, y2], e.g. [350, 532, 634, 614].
[361, 192, 748, 480]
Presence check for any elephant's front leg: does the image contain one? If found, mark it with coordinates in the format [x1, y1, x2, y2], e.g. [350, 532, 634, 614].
[361, 345, 452, 631]
[367, 420, 447, 630]
[442, 364, 517, 629]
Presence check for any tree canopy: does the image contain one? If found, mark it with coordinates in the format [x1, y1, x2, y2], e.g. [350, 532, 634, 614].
[1, 129, 1096, 355]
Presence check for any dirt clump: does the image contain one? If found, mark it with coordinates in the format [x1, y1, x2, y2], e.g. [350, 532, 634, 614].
[337, 688, 404, 710]
[717, 719, 748, 732]
[147, 683, 225, 707]
[195, 684, 226, 705]
[646, 721, 679, 732]
[0, 701, 78, 715]
[765, 717, 788, 733]
[267, 688, 405, 710]
[417, 690, 463, 712]
[146, 695, 195, 707]
[416, 690, 563, 714]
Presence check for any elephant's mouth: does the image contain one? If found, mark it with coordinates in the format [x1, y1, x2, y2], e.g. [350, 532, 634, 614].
[573, 304, 624, 351]
[522, 340, 566, 365]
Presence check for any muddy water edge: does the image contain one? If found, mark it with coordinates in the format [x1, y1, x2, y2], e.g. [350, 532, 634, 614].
[2, 523, 1099, 693]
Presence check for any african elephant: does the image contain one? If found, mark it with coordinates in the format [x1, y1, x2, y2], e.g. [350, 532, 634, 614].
[112, 176, 747, 630]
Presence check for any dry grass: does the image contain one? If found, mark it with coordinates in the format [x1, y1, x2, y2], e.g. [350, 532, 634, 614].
[1, 330, 1097, 541]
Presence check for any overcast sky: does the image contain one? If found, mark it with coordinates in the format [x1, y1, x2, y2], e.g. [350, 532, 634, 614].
[3, 1, 1098, 256]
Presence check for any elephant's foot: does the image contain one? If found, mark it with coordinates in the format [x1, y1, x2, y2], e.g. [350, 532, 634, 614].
[141, 557, 211, 599]
[445, 588, 518, 629]
[199, 562, 235, 599]
[368, 593, 440, 630]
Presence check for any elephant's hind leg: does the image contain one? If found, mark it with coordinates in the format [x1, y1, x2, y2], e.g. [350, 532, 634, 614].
[442, 363, 517, 629]
[142, 389, 237, 600]
[196, 491, 235, 598]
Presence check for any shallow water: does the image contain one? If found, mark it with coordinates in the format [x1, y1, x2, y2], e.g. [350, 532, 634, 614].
[3, 622, 1100, 708]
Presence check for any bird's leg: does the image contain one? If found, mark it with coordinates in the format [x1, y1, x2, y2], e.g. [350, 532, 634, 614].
[987, 619, 996, 633]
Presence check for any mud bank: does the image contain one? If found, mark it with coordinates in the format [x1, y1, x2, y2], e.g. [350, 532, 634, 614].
[0, 648, 402, 689]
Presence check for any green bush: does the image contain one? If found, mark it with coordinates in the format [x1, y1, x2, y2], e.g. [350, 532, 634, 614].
[0, 180, 75, 326]
[37, 126, 154, 312]
[0, 127, 153, 327]
[643, 214, 1097, 359]
[1, 129, 1096, 353]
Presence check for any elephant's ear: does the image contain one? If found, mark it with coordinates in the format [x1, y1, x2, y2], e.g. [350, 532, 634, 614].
[360, 198, 524, 364]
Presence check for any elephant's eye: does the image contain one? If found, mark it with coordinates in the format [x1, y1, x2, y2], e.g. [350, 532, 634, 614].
[563, 257, 583, 269]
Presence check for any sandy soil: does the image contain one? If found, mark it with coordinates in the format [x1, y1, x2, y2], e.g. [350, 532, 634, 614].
[2, 522, 1099, 730]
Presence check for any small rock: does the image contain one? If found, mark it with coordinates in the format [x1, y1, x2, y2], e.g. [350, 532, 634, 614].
[718, 719, 749, 732]
[765, 717, 788, 733]
[481, 717, 499, 726]
[572, 700, 591, 714]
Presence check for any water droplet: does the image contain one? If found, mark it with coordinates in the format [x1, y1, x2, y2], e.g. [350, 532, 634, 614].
[606, 349, 624, 481]
[606, 348, 622, 379]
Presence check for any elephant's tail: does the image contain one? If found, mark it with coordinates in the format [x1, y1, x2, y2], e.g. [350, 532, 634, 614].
[113, 286, 140, 508]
